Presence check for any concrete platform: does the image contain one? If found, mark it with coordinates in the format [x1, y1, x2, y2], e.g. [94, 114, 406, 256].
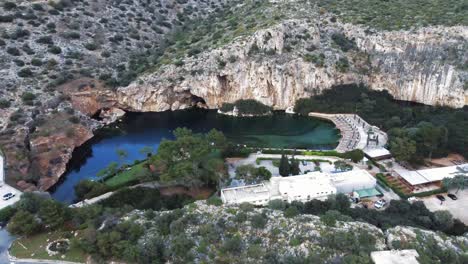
[422, 189, 468, 225]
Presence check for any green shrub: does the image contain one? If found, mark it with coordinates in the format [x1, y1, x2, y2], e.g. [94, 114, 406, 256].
[219, 103, 234, 112]
[0, 15, 14, 23]
[268, 199, 286, 210]
[64, 31, 80, 39]
[48, 45, 62, 54]
[6, 47, 20, 56]
[0, 99, 11, 109]
[31, 58, 43, 66]
[18, 68, 34, 78]
[222, 99, 271, 115]
[36, 35, 54, 45]
[336, 57, 350, 72]
[207, 196, 223, 206]
[284, 206, 299, 218]
[0, 206, 17, 222]
[84, 42, 98, 51]
[3, 1, 17, 10]
[331, 33, 356, 52]
[21, 92, 36, 102]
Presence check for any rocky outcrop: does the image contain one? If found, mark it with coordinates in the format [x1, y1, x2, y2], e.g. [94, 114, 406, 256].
[1, 78, 119, 191]
[126, 200, 468, 263]
[118, 18, 467, 111]
[29, 123, 94, 191]
[351, 25, 468, 107]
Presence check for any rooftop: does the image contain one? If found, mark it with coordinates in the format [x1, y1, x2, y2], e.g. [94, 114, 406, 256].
[396, 163, 468, 186]
[371, 249, 419, 264]
[221, 183, 271, 204]
[221, 169, 376, 204]
[330, 169, 375, 183]
[364, 147, 392, 159]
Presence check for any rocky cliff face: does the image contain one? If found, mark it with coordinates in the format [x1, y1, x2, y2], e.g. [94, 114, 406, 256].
[0, 0, 467, 191]
[118, 15, 467, 111]
[0, 0, 230, 190]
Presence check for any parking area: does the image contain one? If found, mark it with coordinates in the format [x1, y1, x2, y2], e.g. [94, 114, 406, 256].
[0, 183, 21, 209]
[421, 189, 468, 224]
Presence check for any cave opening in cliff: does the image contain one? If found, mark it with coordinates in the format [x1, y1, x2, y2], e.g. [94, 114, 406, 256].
[90, 108, 103, 121]
[189, 94, 207, 108]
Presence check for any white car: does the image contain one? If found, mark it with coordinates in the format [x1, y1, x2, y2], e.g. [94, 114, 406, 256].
[374, 199, 386, 209]
[2, 192, 15, 201]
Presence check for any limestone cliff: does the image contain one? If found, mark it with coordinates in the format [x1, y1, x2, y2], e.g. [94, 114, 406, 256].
[118, 17, 467, 111]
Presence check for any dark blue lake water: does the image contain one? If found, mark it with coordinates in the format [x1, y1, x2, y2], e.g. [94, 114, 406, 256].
[51, 110, 340, 203]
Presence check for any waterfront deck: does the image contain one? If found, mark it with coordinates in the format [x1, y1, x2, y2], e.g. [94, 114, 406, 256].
[308, 113, 387, 153]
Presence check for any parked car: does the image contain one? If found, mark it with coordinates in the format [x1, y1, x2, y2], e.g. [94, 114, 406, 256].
[407, 196, 418, 202]
[436, 195, 445, 201]
[2, 192, 15, 201]
[447, 194, 458, 200]
[374, 199, 386, 209]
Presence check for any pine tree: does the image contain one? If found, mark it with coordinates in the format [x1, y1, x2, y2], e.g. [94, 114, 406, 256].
[290, 156, 300, 175]
[279, 154, 290, 176]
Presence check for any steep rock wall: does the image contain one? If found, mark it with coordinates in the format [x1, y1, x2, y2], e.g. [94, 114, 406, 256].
[118, 19, 467, 111]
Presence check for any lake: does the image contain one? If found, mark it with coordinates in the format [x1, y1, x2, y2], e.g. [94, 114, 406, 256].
[51, 109, 340, 203]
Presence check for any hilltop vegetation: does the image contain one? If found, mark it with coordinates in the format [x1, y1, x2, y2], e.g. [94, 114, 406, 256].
[318, 0, 468, 30]
[2, 192, 467, 263]
[0, 0, 230, 105]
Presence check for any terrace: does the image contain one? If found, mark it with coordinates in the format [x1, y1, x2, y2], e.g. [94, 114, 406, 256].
[308, 113, 387, 153]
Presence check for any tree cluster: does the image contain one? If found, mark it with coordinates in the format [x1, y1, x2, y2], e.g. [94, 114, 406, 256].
[235, 165, 272, 184]
[279, 154, 301, 176]
[6, 193, 70, 236]
[294, 84, 468, 163]
[149, 128, 228, 188]
[220, 99, 272, 115]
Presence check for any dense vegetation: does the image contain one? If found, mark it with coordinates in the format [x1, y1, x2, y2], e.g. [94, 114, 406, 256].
[318, 0, 468, 30]
[73, 128, 230, 201]
[149, 128, 228, 188]
[288, 194, 468, 236]
[99, 187, 193, 210]
[1, 189, 193, 262]
[235, 164, 272, 184]
[220, 99, 272, 115]
[2, 187, 466, 263]
[294, 84, 468, 163]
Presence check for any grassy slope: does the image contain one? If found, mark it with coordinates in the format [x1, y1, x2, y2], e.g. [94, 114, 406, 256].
[9, 231, 87, 262]
[104, 161, 149, 188]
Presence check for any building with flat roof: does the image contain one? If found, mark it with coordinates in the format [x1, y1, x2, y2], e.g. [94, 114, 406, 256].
[221, 169, 376, 205]
[371, 250, 419, 264]
[330, 169, 376, 193]
[395, 163, 468, 187]
[364, 147, 392, 161]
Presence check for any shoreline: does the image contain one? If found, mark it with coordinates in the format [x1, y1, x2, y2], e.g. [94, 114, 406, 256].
[308, 112, 388, 153]
[47, 109, 340, 194]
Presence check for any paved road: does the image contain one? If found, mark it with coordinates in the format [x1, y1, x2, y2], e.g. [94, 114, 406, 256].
[69, 191, 114, 208]
[0, 229, 15, 264]
[0, 155, 22, 210]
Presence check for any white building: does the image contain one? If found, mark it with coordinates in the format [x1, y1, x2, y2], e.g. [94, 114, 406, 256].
[221, 169, 376, 205]
[395, 163, 468, 187]
[364, 147, 392, 161]
[370, 250, 419, 264]
[330, 169, 377, 193]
